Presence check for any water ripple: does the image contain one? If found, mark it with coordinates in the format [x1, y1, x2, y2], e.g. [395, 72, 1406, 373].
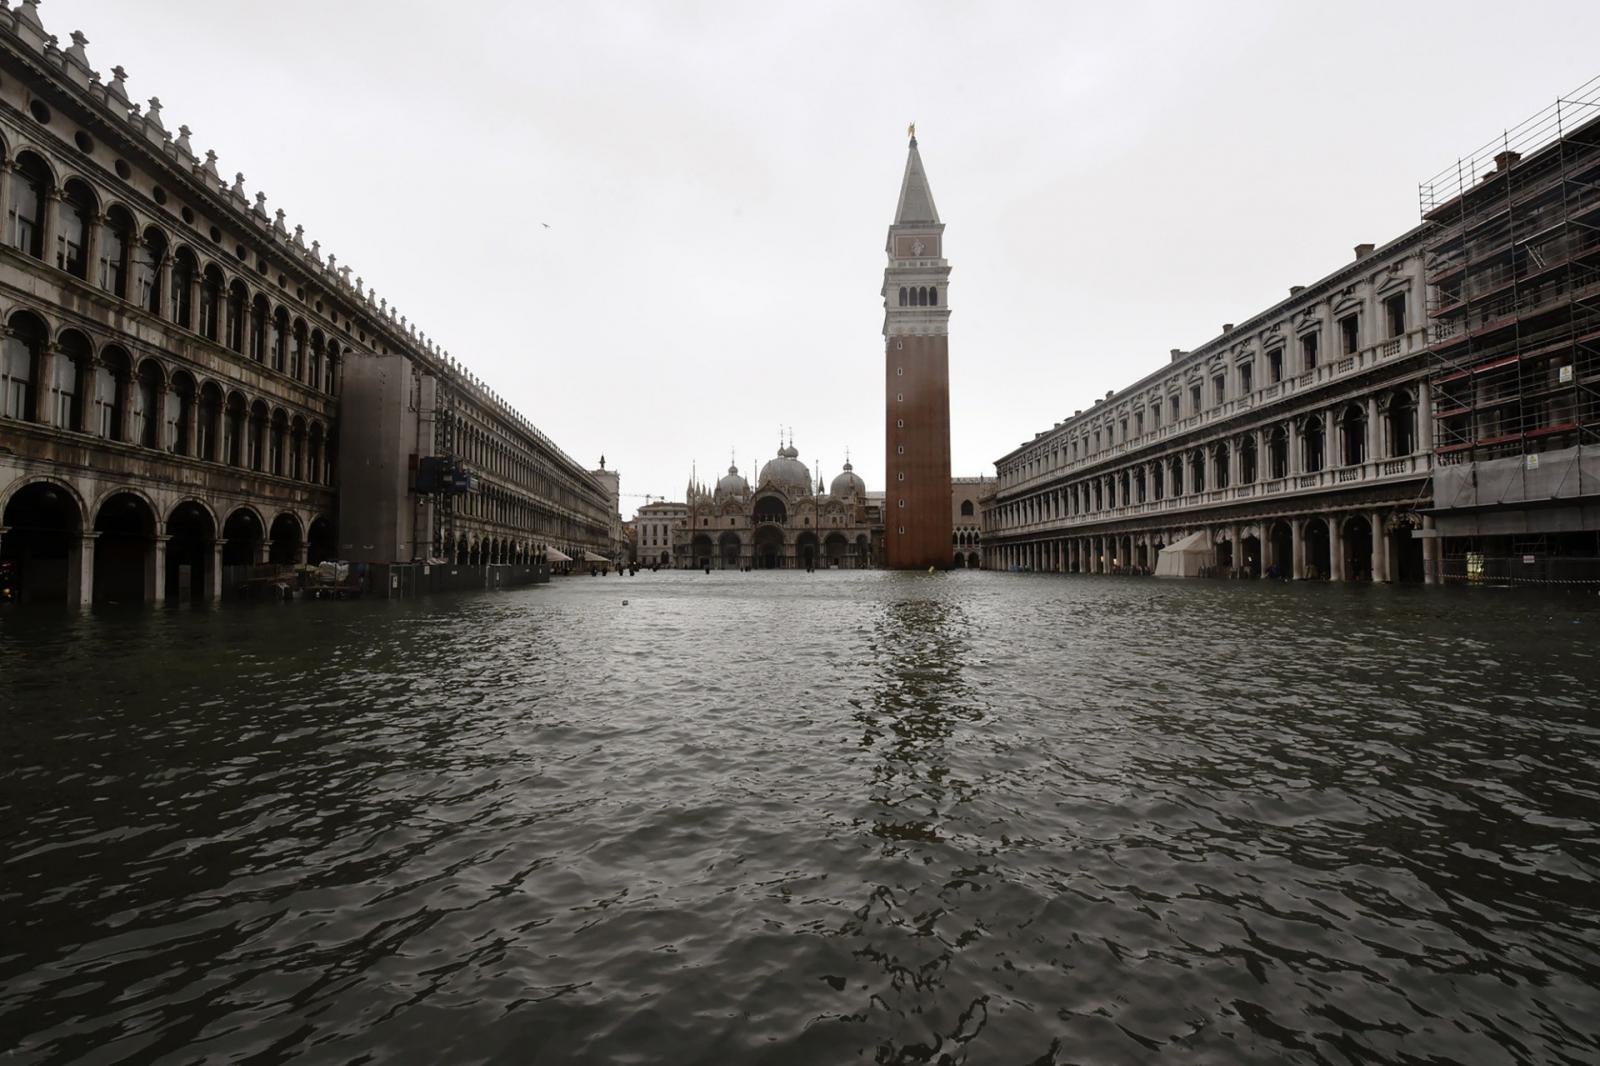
[3, 573, 1599, 1064]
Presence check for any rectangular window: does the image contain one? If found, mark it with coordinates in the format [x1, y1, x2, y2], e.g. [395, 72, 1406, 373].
[1190, 384, 1201, 413]
[1340, 314, 1359, 355]
[1385, 293, 1406, 338]
[1301, 332, 1318, 370]
[1134, 410, 1144, 435]
[1212, 374, 1225, 405]
[1119, 418, 1127, 441]
[1169, 395, 1179, 422]
[1269, 349, 1283, 382]
[1239, 363, 1253, 394]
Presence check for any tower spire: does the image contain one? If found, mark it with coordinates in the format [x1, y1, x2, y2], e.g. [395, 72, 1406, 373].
[894, 131, 940, 225]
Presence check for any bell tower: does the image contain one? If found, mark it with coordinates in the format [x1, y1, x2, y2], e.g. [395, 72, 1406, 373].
[883, 128, 953, 569]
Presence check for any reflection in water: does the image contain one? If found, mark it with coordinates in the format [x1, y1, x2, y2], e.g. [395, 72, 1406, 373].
[843, 596, 994, 1062]
[3, 573, 1599, 1065]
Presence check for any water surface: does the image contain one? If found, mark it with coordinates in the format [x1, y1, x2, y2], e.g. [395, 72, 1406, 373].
[3, 572, 1598, 1064]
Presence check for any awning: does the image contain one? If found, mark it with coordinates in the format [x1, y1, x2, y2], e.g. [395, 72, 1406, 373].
[544, 547, 573, 563]
[1154, 530, 1213, 579]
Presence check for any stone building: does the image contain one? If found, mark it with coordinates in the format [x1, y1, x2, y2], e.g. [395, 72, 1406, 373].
[950, 475, 990, 568]
[674, 442, 881, 569]
[0, 4, 611, 604]
[1419, 88, 1600, 581]
[987, 231, 1438, 582]
[633, 499, 687, 567]
[883, 131, 954, 568]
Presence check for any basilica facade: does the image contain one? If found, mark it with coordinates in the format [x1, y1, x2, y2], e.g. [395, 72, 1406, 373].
[673, 442, 882, 569]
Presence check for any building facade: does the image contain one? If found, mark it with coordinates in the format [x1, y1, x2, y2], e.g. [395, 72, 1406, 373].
[1420, 88, 1600, 581]
[674, 443, 880, 569]
[883, 133, 953, 568]
[987, 232, 1439, 583]
[951, 475, 990, 568]
[634, 499, 687, 567]
[0, 4, 609, 604]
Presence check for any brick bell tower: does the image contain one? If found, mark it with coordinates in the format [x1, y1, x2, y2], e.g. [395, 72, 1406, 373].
[883, 128, 953, 569]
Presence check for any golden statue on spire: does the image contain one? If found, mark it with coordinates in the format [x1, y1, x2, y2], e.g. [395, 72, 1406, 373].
[907, 121, 916, 140]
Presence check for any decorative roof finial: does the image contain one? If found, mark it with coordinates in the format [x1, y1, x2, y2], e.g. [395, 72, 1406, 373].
[273, 208, 287, 234]
[107, 65, 129, 104]
[145, 96, 165, 131]
[907, 120, 916, 145]
[174, 123, 193, 156]
[64, 30, 89, 67]
[201, 149, 219, 179]
[230, 171, 247, 202]
[253, 190, 268, 217]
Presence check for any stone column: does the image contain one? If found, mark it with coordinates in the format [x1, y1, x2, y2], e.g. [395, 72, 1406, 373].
[148, 534, 168, 604]
[1370, 511, 1388, 583]
[1291, 519, 1305, 580]
[0, 162, 11, 243]
[41, 189, 61, 270]
[1417, 384, 1433, 453]
[1230, 524, 1242, 577]
[1422, 515, 1439, 585]
[209, 539, 225, 602]
[84, 212, 102, 288]
[157, 255, 173, 320]
[1330, 516, 1345, 582]
[182, 394, 198, 458]
[66, 531, 96, 607]
[1366, 395, 1382, 463]
[31, 342, 56, 426]
[74, 354, 97, 435]
[1287, 421, 1300, 476]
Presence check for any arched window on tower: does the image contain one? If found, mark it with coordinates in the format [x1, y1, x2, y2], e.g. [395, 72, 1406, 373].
[930, 287, 938, 307]
[898, 286, 907, 306]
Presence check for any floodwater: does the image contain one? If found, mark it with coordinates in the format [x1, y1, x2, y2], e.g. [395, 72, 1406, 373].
[3, 572, 1599, 1065]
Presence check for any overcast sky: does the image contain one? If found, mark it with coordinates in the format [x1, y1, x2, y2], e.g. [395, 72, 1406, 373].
[56, 0, 1600, 512]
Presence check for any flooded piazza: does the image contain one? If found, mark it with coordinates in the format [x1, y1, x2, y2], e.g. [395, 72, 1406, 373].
[3, 572, 1598, 1064]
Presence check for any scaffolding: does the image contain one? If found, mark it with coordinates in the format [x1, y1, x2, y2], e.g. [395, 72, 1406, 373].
[1419, 75, 1600, 467]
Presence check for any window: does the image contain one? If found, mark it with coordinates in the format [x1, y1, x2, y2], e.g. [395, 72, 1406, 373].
[57, 181, 94, 278]
[1134, 410, 1144, 435]
[101, 209, 134, 298]
[138, 228, 165, 315]
[1385, 293, 1407, 338]
[171, 251, 196, 328]
[1152, 405, 1162, 429]
[960, 500, 974, 516]
[1239, 363, 1253, 394]
[1268, 349, 1283, 383]
[1190, 384, 1201, 413]
[8, 154, 49, 259]
[94, 359, 119, 439]
[135, 363, 162, 446]
[50, 344, 82, 430]
[1212, 374, 1225, 405]
[1169, 395, 1179, 422]
[1340, 314, 1359, 355]
[1119, 418, 1127, 441]
[1301, 332, 1318, 370]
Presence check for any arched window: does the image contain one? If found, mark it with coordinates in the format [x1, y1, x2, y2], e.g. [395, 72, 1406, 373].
[56, 179, 96, 279]
[308, 331, 323, 390]
[2, 312, 47, 421]
[324, 342, 339, 394]
[1190, 450, 1206, 494]
[223, 392, 245, 466]
[53, 330, 91, 431]
[1213, 442, 1229, 489]
[307, 423, 323, 485]
[289, 320, 306, 380]
[271, 308, 288, 371]
[8, 153, 50, 259]
[960, 499, 974, 517]
[1302, 417, 1325, 472]
[1239, 436, 1257, 484]
[166, 373, 194, 455]
[1170, 456, 1184, 496]
[197, 383, 221, 461]
[171, 248, 197, 328]
[290, 417, 306, 480]
[225, 281, 248, 352]
[929, 287, 938, 307]
[249, 295, 269, 362]
[1269, 427, 1288, 479]
[269, 409, 287, 476]
[1389, 391, 1416, 456]
[898, 286, 907, 306]
[94, 348, 128, 440]
[100, 206, 136, 298]
[138, 226, 165, 315]
[199, 265, 223, 340]
[247, 401, 267, 471]
[1339, 404, 1365, 466]
[129, 359, 160, 446]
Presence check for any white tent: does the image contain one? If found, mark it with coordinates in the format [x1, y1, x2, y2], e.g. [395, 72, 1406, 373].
[1154, 530, 1214, 578]
[544, 547, 573, 563]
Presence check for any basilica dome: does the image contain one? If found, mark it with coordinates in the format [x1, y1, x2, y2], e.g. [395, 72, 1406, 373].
[830, 460, 865, 500]
[759, 444, 812, 494]
[716, 464, 749, 498]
